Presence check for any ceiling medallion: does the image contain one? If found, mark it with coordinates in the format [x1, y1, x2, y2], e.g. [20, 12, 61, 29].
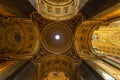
[42, 22, 73, 55]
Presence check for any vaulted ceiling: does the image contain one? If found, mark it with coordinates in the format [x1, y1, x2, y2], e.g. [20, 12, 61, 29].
[0, 0, 120, 80]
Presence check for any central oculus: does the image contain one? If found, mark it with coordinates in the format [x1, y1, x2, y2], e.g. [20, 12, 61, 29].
[55, 34, 60, 40]
[42, 22, 73, 54]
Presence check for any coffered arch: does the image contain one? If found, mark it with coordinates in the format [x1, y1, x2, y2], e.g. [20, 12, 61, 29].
[0, 18, 41, 58]
[37, 54, 75, 80]
[75, 21, 103, 56]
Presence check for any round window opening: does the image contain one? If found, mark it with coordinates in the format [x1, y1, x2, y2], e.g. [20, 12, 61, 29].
[55, 34, 60, 40]
[42, 22, 73, 54]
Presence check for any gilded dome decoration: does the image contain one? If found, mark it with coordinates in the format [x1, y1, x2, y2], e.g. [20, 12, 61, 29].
[42, 22, 73, 54]
[36, 0, 81, 20]
[44, 0, 73, 5]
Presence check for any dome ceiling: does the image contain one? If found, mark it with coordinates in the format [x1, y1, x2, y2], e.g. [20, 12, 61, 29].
[44, 0, 73, 5]
[42, 22, 73, 54]
[31, 13, 81, 63]
[36, 0, 81, 20]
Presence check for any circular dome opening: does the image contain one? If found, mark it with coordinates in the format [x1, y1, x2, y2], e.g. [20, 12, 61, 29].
[42, 22, 73, 54]
[55, 34, 60, 40]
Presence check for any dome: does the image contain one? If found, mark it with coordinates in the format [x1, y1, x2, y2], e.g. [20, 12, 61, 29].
[39, 0, 76, 20]
[44, 0, 73, 6]
[42, 22, 73, 54]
